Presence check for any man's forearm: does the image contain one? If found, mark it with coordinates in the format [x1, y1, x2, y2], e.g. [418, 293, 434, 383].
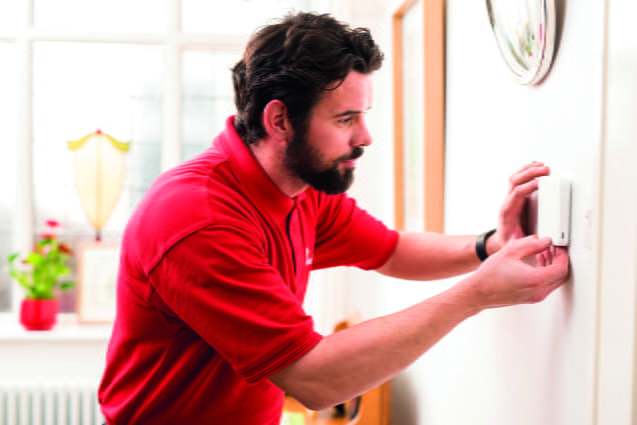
[377, 231, 496, 281]
[269, 282, 481, 410]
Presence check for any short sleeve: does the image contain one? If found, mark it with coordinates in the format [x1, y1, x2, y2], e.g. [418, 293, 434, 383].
[148, 225, 322, 383]
[312, 193, 398, 270]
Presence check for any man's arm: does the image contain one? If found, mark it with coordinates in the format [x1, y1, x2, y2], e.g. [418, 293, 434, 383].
[377, 162, 550, 281]
[375, 231, 493, 280]
[270, 236, 569, 410]
[270, 162, 556, 408]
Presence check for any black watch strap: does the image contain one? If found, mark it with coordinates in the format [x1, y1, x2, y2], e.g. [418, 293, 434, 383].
[476, 229, 497, 262]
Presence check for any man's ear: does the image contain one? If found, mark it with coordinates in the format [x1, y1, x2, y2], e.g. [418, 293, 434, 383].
[262, 100, 292, 141]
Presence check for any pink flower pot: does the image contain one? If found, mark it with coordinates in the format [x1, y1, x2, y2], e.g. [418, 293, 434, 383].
[20, 299, 58, 331]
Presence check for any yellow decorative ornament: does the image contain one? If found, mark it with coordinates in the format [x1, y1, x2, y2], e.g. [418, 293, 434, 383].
[68, 130, 130, 241]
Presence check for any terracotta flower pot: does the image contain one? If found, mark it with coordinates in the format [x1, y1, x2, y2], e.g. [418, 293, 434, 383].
[20, 298, 58, 331]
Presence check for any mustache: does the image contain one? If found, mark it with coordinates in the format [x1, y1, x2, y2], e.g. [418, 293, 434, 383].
[340, 146, 364, 162]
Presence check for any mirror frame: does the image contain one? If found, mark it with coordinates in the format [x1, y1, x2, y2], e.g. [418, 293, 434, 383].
[486, 0, 556, 85]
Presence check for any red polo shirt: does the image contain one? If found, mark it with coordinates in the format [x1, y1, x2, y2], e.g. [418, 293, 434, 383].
[98, 117, 398, 424]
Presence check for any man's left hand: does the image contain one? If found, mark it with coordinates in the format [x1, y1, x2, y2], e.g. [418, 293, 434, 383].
[489, 161, 550, 255]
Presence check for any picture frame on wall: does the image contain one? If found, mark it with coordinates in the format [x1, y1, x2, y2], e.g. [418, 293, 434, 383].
[76, 242, 120, 323]
[392, 0, 445, 232]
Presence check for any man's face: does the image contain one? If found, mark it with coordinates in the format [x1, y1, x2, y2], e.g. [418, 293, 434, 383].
[284, 72, 373, 195]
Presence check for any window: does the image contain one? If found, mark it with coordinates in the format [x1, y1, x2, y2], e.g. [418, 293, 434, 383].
[182, 50, 237, 162]
[1, 0, 329, 314]
[33, 0, 169, 33]
[182, 0, 310, 34]
[0, 43, 17, 311]
[0, 0, 21, 34]
[32, 42, 164, 311]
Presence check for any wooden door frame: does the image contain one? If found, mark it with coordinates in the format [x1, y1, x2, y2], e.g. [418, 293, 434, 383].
[392, 0, 445, 232]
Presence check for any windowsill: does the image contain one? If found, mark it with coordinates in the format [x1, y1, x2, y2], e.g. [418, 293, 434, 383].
[0, 313, 113, 342]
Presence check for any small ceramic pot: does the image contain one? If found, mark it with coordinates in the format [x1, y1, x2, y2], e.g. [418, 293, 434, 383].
[20, 298, 58, 331]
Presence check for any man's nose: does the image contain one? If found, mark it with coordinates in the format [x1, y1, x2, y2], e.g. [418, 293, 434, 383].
[353, 121, 373, 147]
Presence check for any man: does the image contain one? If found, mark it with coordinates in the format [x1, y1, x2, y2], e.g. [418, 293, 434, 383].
[98, 12, 569, 424]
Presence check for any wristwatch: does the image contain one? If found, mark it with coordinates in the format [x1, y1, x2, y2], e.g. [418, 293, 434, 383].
[476, 229, 497, 261]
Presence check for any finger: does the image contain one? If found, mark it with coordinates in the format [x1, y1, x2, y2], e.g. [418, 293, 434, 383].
[537, 251, 547, 267]
[512, 161, 545, 177]
[544, 246, 553, 266]
[509, 164, 549, 186]
[537, 247, 553, 266]
[552, 246, 568, 263]
[507, 235, 553, 259]
[533, 251, 570, 283]
[501, 180, 540, 219]
[509, 164, 550, 191]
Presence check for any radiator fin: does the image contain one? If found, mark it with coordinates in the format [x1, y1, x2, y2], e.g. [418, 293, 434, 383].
[0, 380, 104, 425]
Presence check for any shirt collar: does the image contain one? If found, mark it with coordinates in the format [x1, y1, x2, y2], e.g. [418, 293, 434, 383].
[216, 116, 304, 224]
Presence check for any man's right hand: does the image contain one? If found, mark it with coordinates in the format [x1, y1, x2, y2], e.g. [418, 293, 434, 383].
[462, 235, 570, 310]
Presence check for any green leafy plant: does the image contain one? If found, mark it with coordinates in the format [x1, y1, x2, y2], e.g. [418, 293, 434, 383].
[7, 220, 75, 299]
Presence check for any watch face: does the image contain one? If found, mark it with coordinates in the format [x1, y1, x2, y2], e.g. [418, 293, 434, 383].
[486, 0, 556, 85]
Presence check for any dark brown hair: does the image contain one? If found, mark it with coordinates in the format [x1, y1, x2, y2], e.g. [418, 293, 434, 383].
[231, 12, 384, 144]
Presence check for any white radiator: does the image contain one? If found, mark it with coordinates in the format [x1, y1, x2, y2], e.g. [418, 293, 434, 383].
[0, 380, 104, 425]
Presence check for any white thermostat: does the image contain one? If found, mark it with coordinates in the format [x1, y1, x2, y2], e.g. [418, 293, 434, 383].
[537, 176, 572, 246]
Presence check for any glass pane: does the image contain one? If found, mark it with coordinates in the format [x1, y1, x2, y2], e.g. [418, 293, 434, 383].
[0, 0, 22, 33]
[34, 0, 169, 33]
[182, 0, 310, 34]
[182, 50, 240, 162]
[402, 0, 424, 232]
[33, 42, 163, 312]
[0, 43, 17, 312]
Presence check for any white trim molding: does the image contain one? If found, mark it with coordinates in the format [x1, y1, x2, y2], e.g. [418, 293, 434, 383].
[596, 0, 637, 423]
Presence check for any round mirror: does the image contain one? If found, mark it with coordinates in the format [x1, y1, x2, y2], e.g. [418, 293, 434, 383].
[486, 0, 556, 85]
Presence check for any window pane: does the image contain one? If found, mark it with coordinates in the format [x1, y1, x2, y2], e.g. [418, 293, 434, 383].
[0, 0, 21, 33]
[402, 0, 425, 232]
[33, 42, 163, 312]
[182, 50, 240, 162]
[34, 0, 169, 33]
[182, 0, 310, 34]
[0, 43, 17, 312]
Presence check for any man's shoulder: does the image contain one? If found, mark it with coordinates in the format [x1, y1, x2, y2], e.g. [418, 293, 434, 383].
[123, 147, 255, 270]
[149, 148, 233, 209]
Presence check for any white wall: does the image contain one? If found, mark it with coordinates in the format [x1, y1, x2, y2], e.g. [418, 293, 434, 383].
[342, 0, 637, 424]
[439, 1, 602, 423]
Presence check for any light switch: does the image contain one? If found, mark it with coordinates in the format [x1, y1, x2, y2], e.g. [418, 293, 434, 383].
[537, 176, 572, 246]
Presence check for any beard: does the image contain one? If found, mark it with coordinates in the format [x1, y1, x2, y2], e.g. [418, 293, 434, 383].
[284, 127, 364, 195]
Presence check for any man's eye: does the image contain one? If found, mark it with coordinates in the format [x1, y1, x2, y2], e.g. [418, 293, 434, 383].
[338, 117, 353, 125]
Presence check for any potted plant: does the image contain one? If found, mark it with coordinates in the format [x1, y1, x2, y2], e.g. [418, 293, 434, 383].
[7, 220, 75, 330]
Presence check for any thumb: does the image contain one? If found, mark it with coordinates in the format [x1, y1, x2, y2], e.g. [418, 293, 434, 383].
[507, 235, 553, 259]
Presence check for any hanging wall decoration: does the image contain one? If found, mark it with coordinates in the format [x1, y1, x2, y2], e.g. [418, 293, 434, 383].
[486, 0, 556, 85]
[68, 130, 130, 241]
